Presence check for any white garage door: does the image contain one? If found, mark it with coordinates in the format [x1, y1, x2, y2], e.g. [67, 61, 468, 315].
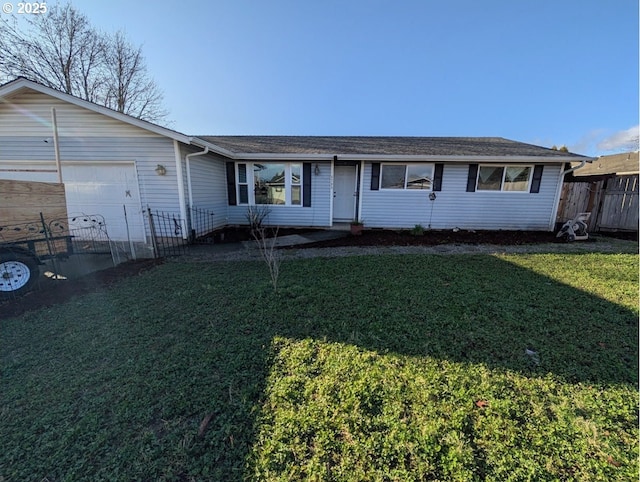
[62, 164, 145, 242]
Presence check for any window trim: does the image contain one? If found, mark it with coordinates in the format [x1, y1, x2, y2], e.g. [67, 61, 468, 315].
[475, 164, 533, 193]
[379, 163, 435, 191]
[235, 162, 304, 207]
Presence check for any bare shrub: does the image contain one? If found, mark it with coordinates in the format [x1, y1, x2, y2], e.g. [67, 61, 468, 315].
[246, 205, 270, 235]
[246, 206, 281, 292]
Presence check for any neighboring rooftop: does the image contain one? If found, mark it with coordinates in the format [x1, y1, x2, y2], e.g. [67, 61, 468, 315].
[197, 136, 589, 158]
[572, 151, 639, 176]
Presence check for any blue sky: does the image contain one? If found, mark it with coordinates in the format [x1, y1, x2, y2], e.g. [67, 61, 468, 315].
[56, 1, 640, 155]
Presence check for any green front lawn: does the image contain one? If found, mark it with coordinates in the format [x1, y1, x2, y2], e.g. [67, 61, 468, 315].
[1, 253, 638, 481]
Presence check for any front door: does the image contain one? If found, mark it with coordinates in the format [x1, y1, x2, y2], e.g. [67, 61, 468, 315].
[333, 165, 357, 221]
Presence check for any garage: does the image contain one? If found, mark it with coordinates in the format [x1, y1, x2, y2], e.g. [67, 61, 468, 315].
[0, 162, 146, 242]
[62, 163, 145, 242]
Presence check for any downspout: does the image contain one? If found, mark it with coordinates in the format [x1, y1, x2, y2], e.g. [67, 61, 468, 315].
[549, 159, 590, 231]
[51, 108, 63, 183]
[356, 160, 364, 222]
[173, 140, 189, 239]
[185, 147, 209, 208]
[185, 147, 210, 238]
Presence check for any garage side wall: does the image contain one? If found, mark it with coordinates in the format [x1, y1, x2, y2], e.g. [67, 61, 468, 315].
[0, 91, 183, 255]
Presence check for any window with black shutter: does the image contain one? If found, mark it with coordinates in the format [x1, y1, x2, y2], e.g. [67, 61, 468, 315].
[226, 162, 237, 205]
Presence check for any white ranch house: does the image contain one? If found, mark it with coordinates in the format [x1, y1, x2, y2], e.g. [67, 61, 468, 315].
[0, 78, 592, 257]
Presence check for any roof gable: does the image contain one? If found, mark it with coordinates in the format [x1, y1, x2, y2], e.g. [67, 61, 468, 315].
[0, 77, 192, 143]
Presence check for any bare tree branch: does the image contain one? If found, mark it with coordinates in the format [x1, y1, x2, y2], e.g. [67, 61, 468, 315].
[0, 2, 168, 123]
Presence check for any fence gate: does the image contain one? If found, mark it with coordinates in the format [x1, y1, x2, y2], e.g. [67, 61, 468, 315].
[147, 208, 188, 257]
[596, 175, 639, 231]
[557, 174, 639, 232]
[556, 181, 601, 226]
[147, 205, 219, 257]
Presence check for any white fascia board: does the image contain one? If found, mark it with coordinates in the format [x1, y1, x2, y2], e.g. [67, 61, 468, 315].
[229, 153, 336, 161]
[0, 78, 193, 144]
[338, 155, 594, 163]
[496, 156, 596, 163]
[231, 153, 594, 163]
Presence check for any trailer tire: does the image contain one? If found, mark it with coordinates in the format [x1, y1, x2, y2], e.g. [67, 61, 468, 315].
[0, 252, 39, 298]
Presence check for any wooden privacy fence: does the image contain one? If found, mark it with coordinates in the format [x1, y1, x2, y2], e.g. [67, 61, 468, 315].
[0, 179, 70, 256]
[0, 179, 67, 228]
[556, 174, 639, 232]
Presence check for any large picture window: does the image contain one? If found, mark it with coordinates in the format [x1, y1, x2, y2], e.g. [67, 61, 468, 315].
[380, 163, 434, 190]
[237, 162, 303, 206]
[477, 165, 532, 192]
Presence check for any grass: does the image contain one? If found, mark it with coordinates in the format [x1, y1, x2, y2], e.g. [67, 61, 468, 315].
[1, 252, 638, 481]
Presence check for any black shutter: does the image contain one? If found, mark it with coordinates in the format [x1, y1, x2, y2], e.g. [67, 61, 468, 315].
[225, 162, 237, 205]
[530, 165, 544, 193]
[302, 162, 312, 207]
[466, 164, 478, 192]
[371, 163, 381, 190]
[433, 163, 444, 191]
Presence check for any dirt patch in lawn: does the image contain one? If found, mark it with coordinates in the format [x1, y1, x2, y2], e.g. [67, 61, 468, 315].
[291, 230, 638, 249]
[0, 258, 163, 321]
[294, 229, 562, 249]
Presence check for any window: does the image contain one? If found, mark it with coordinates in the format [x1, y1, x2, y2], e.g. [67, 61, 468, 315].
[380, 164, 434, 190]
[236, 162, 303, 206]
[254, 163, 285, 205]
[504, 166, 531, 191]
[291, 163, 301, 205]
[477, 165, 532, 192]
[237, 164, 249, 204]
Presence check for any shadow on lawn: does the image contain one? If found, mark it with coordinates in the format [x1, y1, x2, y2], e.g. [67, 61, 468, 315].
[272, 254, 638, 387]
[2, 253, 637, 480]
[192, 254, 637, 479]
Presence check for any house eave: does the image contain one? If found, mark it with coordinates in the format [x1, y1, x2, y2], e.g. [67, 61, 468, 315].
[333, 155, 595, 163]
[189, 137, 237, 158]
[221, 153, 595, 163]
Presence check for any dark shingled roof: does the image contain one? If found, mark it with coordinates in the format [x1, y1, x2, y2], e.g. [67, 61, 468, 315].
[196, 136, 589, 158]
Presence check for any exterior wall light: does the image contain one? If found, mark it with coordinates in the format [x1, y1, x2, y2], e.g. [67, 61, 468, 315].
[314, 164, 321, 176]
[155, 164, 167, 176]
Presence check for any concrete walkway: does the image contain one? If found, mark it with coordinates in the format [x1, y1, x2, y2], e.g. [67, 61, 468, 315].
[184, 229, 349, 256]
[241, 229, 349, 248]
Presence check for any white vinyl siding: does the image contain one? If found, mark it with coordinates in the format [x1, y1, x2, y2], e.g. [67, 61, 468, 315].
[182, 148, 229, 235]
[0, 137, 180, 213]
[0, 90, 161, 138]
[362, 163, 561, 231]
